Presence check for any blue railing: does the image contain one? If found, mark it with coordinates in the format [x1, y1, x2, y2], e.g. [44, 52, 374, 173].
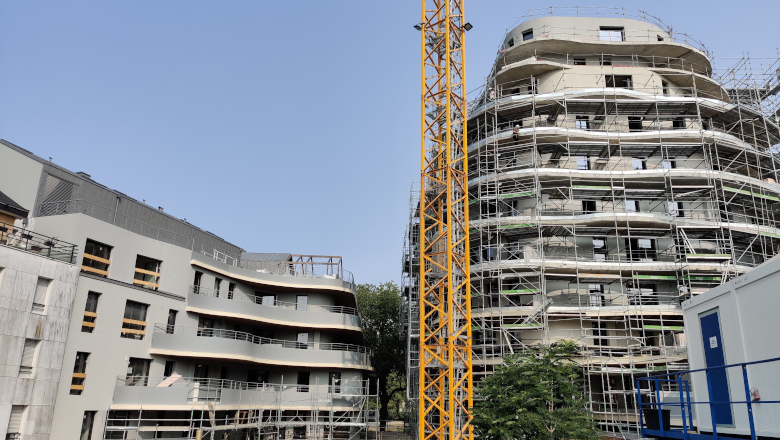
[637, 356, 780, 440]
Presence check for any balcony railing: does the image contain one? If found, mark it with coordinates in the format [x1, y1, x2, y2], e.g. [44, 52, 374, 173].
[116, 375, 371, 400]
[240, 257, 355, 288]
[0, 221, 77, 264]
[156, 324, 371, 355]
[190, 285, 358, 315]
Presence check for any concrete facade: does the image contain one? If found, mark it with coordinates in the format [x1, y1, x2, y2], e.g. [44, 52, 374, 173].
[0, 244, 80, 440]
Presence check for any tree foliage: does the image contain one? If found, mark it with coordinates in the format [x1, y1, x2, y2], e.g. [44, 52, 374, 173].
[473, 341, 600, 440]
[355, 282, 406, 421]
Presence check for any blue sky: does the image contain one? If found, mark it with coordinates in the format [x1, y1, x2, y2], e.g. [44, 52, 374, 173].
[1, 1, 778, 285]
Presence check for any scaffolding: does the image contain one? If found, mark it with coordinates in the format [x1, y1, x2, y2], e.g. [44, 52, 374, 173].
[404, 7, 780, 439]
[102, 377, 379, 440]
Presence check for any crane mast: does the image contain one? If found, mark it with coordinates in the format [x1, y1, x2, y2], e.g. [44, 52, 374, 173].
[418, 2, 473, 440]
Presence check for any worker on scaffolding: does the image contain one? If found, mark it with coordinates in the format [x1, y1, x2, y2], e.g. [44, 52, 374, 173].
[512, 124, 521, 141]
[488, 87, 496, 101]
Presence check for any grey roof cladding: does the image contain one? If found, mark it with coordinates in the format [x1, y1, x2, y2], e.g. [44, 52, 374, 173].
[0, 139, 244, 257]
[241, 252, 292, 262]
[0, 190, 29, 218]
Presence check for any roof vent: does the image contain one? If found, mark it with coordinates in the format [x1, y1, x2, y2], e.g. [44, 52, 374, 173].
[76, 171, 91, 179]
[158, 206, 164, 212]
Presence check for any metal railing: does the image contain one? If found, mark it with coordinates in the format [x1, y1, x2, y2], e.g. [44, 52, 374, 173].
[241, 259, 355, 287]
[190, 285, 359, 315]
[117, 375, 370, 397]
[638, 356, 780, 440]
[156, 324, 372, 355]
[0, 221, 77, 264]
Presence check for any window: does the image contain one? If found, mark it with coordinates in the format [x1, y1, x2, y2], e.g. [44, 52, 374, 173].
[164, 360, 175, 377]
[601, 56, 612, 66]
[220, 366, 229, 380]
[197, 316, 214, 337]
[293, 427, 307, 439]
[576, 156, 590, 170]
[329, 372, 342, 394]
[80, 411, 96, 440]
[599, 26, 625, 42]
[593, 238, 608, 261]
[121, 300, 148, 340]
[70, 352, 89, 395]
[582, 200, 597, 213]
[575, 116, 590, 130]
[81, 239, 112, 277]
[574, 57, 586, 66]
[522, 29, 533, 41]
[662, 80, 670, 95]
[631, 284, 658, 305]
[626, 200, 639, 212]
[32, 277, 50, 314]
[627, 238, 656, 262]
[133, 255, 161, 290]
[628, 117, 643, 132]
[82, 291, 100, 333]
[166, 309, 177, 334]
[126, 358, 151, 386]
[632, 159, 647, 170]
[606, 75, 632, 89]
[297, 371, 310, 392]
[252, 328, 273, 340]
[592, 322, 609, 346]
[296, 295, 308, 311]
[673, 118, 686, 129]
[194, 364, 210, 384]
[193, 271, 203, 293]
[7, 406, 26, 438]
[527, 78, 538, 94]
[297, 332, 309, 347]
[258, 292, 276, 306]
[214, 277, 222, 297]
[248, 370, 269, 384]
[662, 160, 676, 169]
[228, 282, 236, 299]
[19, 339, 38, 377]
[668, 201, 684, 217]
[506, 37, 514, 48]
[589, 284, 605, 306]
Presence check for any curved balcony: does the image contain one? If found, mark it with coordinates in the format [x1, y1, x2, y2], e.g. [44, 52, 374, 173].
[469, 167, 780, 196]
[111, 376, 371, 410]
[150, 325, 372, 371]
[187, 286, 362, 331]
[191, 252, 356, 295]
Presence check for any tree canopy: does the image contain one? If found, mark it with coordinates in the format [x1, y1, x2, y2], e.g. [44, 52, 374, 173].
[355, 282, 406, 422]
[472, 340, 600, 440]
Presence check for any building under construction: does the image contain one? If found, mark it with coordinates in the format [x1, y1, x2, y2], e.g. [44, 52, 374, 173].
[403, 7, 780, 438]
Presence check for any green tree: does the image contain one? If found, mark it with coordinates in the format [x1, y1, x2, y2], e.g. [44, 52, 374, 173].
[473, 340, 600, 440]
[355, 282, 406, 425]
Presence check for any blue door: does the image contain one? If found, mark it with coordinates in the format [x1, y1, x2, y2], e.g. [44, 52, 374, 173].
[699, 308, 734, 427]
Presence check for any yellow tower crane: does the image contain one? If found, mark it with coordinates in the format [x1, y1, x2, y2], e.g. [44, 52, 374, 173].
[418, 2, 473, 440]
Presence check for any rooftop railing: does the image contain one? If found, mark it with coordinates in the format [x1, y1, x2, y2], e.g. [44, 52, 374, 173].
[156, 324, 371, 355]
[117, 375, 371, 397]
[190, 285, 359, 316]
[240, 257, 355, 289]
[0, 221, 77, 264]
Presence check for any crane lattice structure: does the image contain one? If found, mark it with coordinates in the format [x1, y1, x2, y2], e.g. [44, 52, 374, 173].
[418, 2, 473, 440]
